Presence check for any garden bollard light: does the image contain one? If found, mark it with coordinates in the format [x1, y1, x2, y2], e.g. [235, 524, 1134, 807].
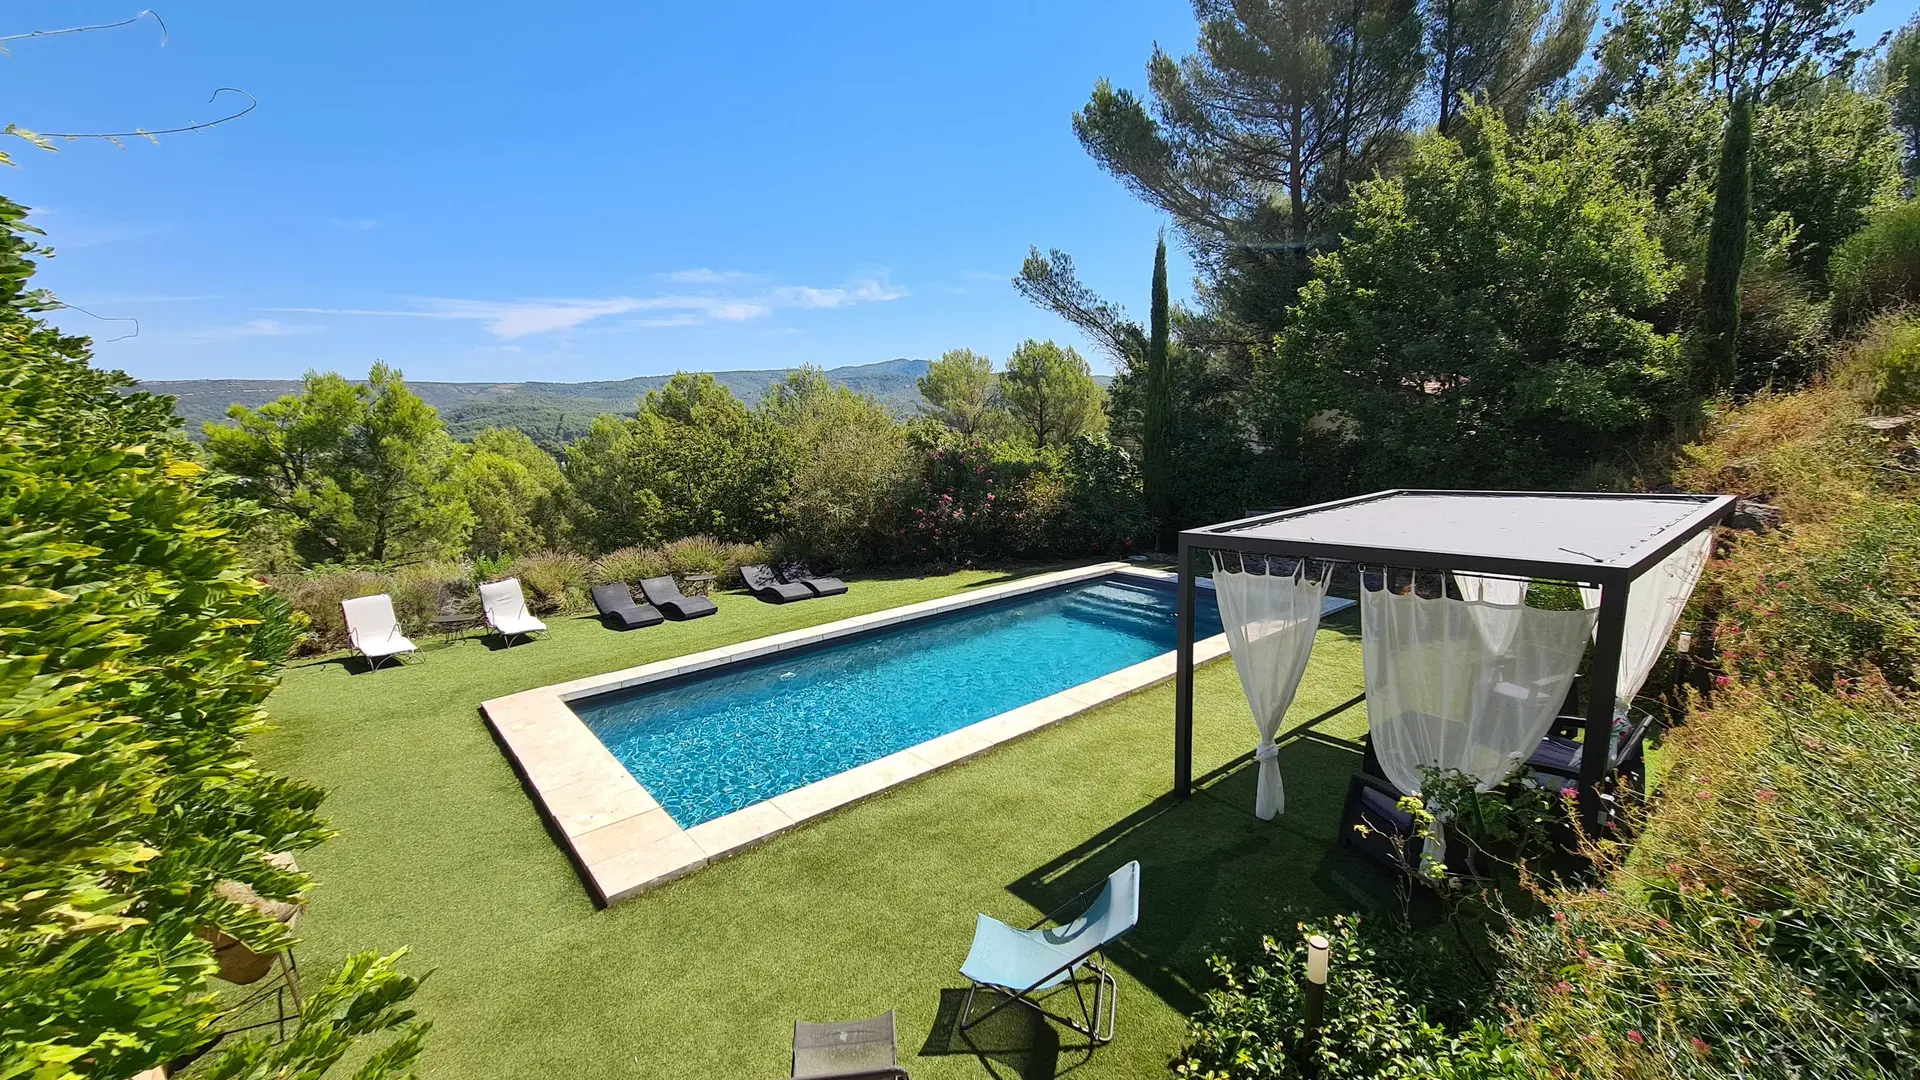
[1304, 934, 1330, 1069]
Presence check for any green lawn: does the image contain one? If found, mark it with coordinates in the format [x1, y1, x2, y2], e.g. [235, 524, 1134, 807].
[254, 565, 1387, 1080]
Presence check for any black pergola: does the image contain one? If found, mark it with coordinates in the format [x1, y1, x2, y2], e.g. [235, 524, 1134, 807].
[1173, 489, 1736, 830]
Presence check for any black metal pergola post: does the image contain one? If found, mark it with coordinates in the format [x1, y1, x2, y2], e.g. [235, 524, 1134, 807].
[1172, 490, 1733, 832]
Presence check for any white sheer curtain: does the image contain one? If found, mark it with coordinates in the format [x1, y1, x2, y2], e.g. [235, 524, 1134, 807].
[1579, 531, 1714, 712]
[1363, 585, 1596, 870]
[1212, 555, 1331, 820]
[1453, 573, 1529, 653]
[1362, 586, 1596, 796]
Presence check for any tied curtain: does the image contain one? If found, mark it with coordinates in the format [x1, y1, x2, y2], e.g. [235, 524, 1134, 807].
[1212, 556, 1331, 820]
[1580, 532, 1715, 714]
[1452, 573, 1529, 653]
[1361, 586, 1597, 798]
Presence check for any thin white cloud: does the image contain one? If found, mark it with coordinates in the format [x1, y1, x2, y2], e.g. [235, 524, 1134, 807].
[270, 273, 909, 340]
[770, 278, 911, 309]
[662, 268, 754, 284]
[68, 293, 218, 304]
[166, 318, 319, 344]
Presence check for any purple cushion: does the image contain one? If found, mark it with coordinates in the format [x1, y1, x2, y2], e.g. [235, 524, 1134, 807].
[1359, 787, 1413, 832]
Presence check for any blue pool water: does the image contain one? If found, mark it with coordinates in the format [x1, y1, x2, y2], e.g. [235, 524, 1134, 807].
[571, 575, 1224, 827]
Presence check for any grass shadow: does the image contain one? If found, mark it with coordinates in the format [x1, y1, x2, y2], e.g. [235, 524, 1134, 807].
[1004, 706, 1396, 1020]
[918, 987, 1080, 1080]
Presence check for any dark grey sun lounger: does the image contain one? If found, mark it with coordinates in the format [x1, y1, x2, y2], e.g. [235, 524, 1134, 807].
[741, 564, 815, 604]
[639, 575, 718, 620]
[591, 583, 663, 630]
[779, 567, 848, 597]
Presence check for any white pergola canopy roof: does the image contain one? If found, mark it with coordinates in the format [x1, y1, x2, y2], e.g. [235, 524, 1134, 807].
[1189, 490, 1733, 587]
[1172, 488, 1736, 829]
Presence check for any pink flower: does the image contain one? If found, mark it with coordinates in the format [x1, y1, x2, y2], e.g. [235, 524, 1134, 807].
[1552, 911, 1566, 922]
[1714, 675, 1731, 688]
[1690, 1036, 1711, 1055]
[1756, 789, 1778, 802]
[1626, 1030, 1645, 1045]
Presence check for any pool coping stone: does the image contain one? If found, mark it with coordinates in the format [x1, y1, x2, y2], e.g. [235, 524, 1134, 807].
[481, 563, 1348, 907]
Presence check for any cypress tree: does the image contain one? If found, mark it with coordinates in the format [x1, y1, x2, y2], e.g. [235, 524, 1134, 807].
[1143, 233, 1175, 546]
[1699, 93, 1752, 391]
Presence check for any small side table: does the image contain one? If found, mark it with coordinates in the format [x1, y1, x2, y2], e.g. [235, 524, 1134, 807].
[431, 612, 482, 644]
[682, 573, 717, 596]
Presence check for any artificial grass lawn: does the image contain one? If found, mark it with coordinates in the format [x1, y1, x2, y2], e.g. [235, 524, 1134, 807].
[255, 564, 1388, 1079]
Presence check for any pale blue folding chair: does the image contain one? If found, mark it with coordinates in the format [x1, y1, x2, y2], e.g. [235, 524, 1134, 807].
[957, 861, 1139, 1047]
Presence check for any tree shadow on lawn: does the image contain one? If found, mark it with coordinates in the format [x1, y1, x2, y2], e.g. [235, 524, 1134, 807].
[1006, 739, 1400, 1019]
[916, 737, 1405, 1077]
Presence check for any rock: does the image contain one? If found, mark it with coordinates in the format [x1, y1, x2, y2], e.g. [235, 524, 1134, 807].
[1728, 499, 1784, 533]
[1856, 414, 1919, 433]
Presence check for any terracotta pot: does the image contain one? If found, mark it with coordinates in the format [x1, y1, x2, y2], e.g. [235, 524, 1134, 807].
[198, 853, 305, 986]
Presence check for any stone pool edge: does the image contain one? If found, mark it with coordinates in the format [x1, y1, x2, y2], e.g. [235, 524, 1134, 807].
[481, 562, 1227, 907]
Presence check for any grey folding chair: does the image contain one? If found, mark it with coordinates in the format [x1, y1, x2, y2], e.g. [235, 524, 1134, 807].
[792, 1010, 906, 1079]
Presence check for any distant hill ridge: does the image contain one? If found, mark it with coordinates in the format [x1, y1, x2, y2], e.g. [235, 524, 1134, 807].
[139, 357, 937, 443]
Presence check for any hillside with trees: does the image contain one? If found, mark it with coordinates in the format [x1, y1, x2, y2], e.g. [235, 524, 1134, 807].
[143, 358, 946, 443]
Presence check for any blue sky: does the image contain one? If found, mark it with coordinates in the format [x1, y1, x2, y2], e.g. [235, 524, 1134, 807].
[5, 1, 1912, 384]
[4, 2, 1203, 381]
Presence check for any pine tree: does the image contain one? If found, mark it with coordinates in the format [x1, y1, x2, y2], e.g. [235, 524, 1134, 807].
[1699, 93, 1751, 391]
[1143, 234, 1175, 546]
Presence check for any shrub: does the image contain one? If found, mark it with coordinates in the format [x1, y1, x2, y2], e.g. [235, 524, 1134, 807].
[882, 431, 1049, 565]
[1175, 916, 1525, 1080]
[0, 253, 336, 1076]
[1673, 385, 1876, 527]
[1830, 198, 1920, 329]
[392, 561, 470, 624]
[1834, 312, 1920, 415]
[274, 567, 392, 652]
[1731, 258, 1829, 396]
[503, 549, 590, 614]
[1056, 435, 1149, 556]
[243, 590, 309, 675]
[1711, 500, 1920, 689]
[660, 535, 727, 579]
[1500, 683, 1920, 1077]
[1, 200, 425, 1080]
[590, 545, 670, 587]
[720, 541, 771, 586]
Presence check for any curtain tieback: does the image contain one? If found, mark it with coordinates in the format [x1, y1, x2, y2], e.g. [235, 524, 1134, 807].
[1253, 742, 1280, 762]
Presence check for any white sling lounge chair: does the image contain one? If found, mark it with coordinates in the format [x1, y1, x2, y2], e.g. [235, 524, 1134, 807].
[479, 578, 548, 646]
[341, 593, 418, 671]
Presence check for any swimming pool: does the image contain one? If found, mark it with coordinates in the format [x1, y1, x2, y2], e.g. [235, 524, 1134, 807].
[570, 574, 1225, 827]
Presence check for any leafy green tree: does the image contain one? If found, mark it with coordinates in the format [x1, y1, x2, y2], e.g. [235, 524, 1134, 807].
[1000, 340, 1109, 449]
[1143, 235, 1176, 542]
[1888, 15, 1920, 176]
[564, 373, 793, 552]
[459, 427, 570, 558]
[1644, 0, 1876, 389]
[1700, 93, 1754, 390]
[1071, 0, 1427, 342]
[917, 348, 1010, 437]
[1425, 0, 1596, 133]
[206, 364, 472, 564]
[1268, 106, 1682, 491]
[0, 196, 424, 1079]
[761, 367, 909, 561]
[1830, 198, 1920, 329]
[560, 415, 668, 553]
